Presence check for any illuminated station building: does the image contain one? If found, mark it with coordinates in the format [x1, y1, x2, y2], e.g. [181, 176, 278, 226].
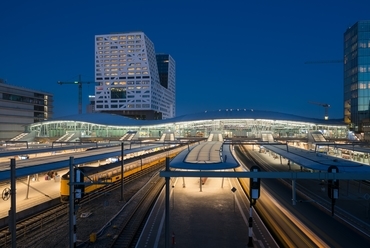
[23, 109, 349, 150]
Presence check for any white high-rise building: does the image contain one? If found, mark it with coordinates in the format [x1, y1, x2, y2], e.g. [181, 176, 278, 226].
[94, 32, 175, 120]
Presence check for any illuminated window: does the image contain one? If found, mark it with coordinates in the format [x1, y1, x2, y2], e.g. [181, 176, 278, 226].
[359, 83, 367, 89]
[111, 36, 118, 40]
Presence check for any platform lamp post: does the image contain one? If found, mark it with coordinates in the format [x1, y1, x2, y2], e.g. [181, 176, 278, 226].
[231, 187, 237, 212]
[68, 157, 76, 248]
[10, 158, 16, 248]
[248, 166, 261, 247]
[165, 157, 171, 248]
[120, 142, 124, 201]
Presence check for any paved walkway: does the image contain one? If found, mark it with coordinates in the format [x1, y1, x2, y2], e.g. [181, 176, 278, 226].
[0, 170, 65, 219]
[156, 176, 255, 248]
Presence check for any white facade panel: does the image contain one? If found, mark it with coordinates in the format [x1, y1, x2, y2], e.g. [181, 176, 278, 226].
[94, 32, 175, 119]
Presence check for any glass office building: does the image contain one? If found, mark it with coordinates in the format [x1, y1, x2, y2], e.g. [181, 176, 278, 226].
[344, 20, 370, 131]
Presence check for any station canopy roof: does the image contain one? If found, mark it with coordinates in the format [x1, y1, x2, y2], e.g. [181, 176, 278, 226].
[46, 109, 345, 127]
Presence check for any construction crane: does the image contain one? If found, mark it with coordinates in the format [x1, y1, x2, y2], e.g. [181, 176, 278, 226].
[309, 101, 330, 120]
[57, 75, 92, 115]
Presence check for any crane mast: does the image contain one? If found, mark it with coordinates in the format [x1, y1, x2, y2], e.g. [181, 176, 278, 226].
[309, 101, 330, 120]
[57, 75, 91, 114]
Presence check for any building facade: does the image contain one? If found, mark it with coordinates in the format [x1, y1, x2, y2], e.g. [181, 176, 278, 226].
[344, 20, 370, 132]
[94, 32, 176, 120]
[0, 80, 53, 140]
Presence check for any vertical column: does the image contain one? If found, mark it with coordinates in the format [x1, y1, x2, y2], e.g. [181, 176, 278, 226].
[292, 179, 296, 205]
[120, 142, 124, 201]
[165, 157, 170, 248]
[10, 158, 16, 248]
[68, 157, 76, 248]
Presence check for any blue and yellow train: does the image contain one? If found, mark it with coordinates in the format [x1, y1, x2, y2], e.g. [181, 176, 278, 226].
[60, 145, 182, 202]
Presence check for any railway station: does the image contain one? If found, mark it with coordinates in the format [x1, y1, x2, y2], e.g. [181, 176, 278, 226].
[2, 110, 370, 247]
[13, 109, 349, 143]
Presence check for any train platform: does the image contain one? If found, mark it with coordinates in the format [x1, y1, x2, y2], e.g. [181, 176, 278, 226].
[0, 169, 66, 226]
[137, 174, 277, 248]
[252, 147, 370, 228]
[138, 145, 370, 248]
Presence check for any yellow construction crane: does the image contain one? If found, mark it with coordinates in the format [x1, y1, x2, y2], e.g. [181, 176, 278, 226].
[309, 101, 330, 120]
[57, 75, 92, 114]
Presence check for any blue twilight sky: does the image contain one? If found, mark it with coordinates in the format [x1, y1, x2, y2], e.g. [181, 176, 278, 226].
[0, 0, 369, 120]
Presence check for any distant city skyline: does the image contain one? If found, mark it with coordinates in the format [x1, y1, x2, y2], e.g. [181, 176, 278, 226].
[1, 1, 370, 119]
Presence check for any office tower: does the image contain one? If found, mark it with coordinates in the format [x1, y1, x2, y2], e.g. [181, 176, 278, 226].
[344, 20, 370, 131]
[94, 32, 176, 120]
[0, 80, 53, 140]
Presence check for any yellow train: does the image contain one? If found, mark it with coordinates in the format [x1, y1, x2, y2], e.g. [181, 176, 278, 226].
[60, 146, 181, 202]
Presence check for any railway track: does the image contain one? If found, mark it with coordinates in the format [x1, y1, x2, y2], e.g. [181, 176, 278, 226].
[107, 174, 164, 247]
[0, 145, 185, 247]
[235, 144, 370, 247]
[234, 145, 326, 247]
